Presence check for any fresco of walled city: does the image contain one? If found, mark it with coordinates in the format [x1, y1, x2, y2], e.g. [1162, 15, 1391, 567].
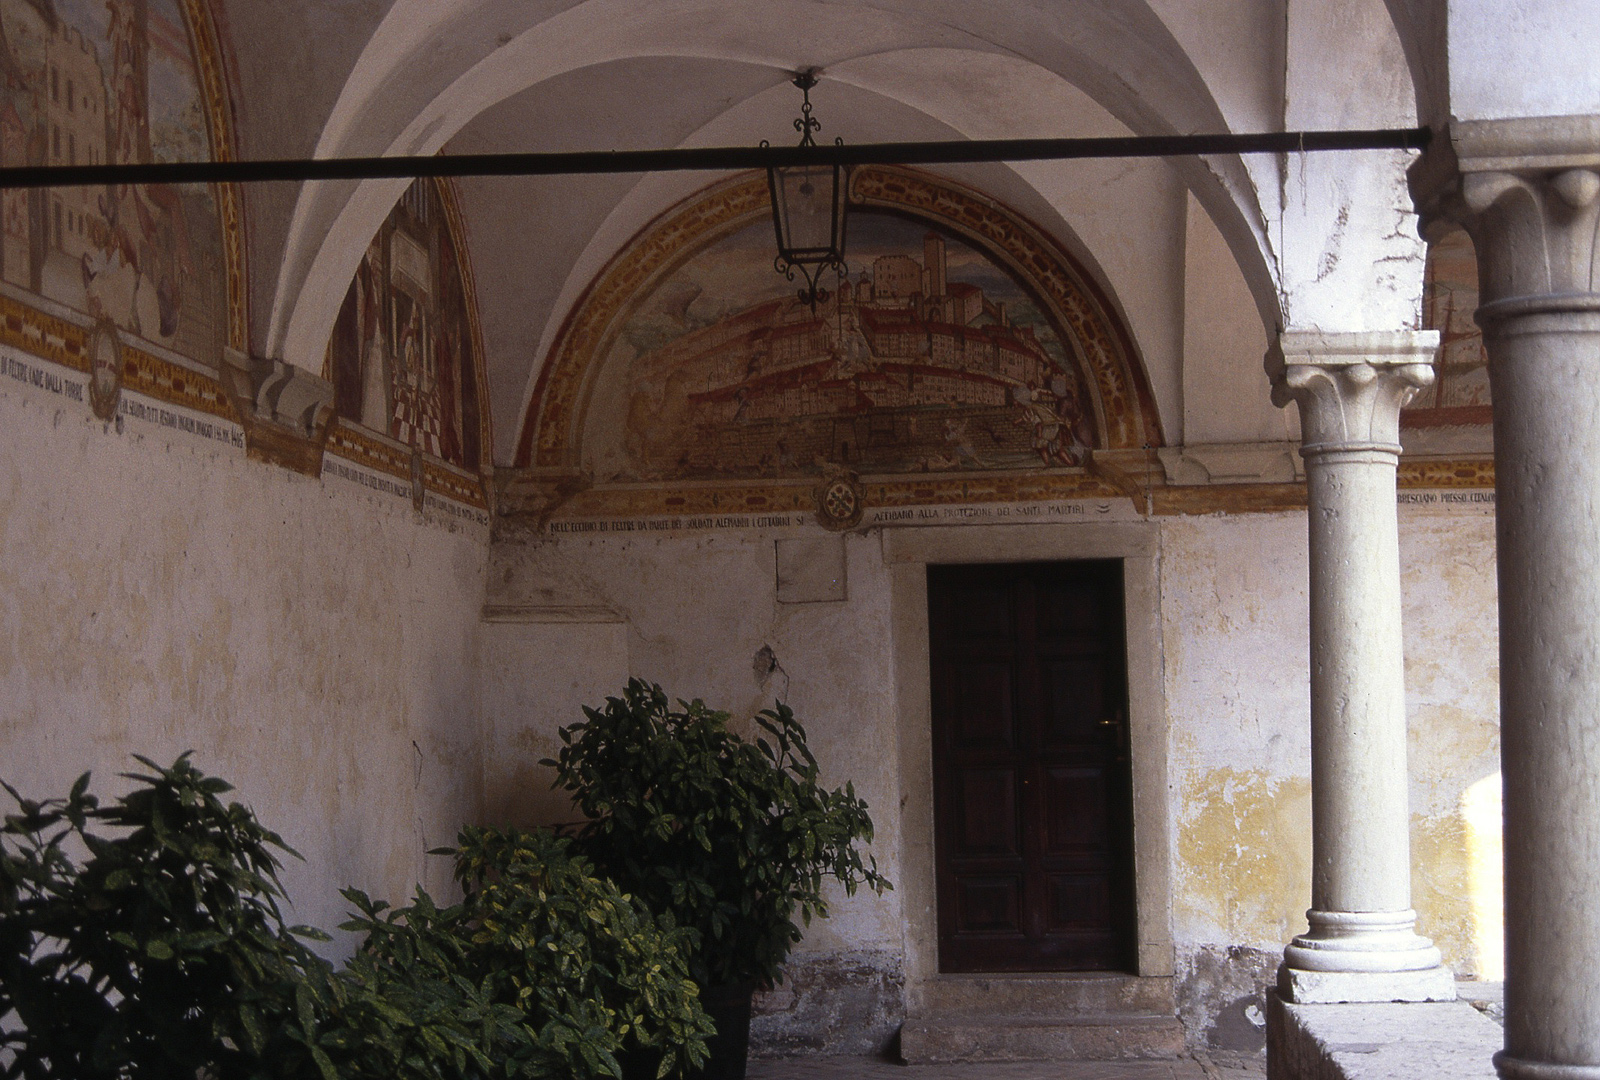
[0, 0, 227, 362]
[604, 211, 1096, 481]
[327, 179, 485, 474]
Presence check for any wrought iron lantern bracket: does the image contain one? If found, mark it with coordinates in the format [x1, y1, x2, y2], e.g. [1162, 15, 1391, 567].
[767, 70, 848, 312]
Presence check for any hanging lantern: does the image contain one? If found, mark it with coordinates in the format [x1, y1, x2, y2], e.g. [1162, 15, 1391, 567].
[767, 71, 847, 311]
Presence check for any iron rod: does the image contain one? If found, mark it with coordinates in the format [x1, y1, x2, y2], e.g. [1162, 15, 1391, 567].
[0, 127, 1430, 189]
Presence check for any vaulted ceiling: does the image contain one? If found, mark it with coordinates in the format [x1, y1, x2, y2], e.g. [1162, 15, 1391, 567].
[210, 0, 1425, 463]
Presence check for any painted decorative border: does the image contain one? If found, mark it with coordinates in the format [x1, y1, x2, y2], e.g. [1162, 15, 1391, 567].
[532, 456, 1498, 529]
[434, 177, 495, 466]
[326, 420, 412, 481]
[864, 470, 1124, 509]
[0, 294, 237, 421]
[179, 0, 248, 353]
[514, 167, 1163, 468]
[123, 343, 238, 420]
[324, 420, 490, 511]
[1397, 458, 1494, 488]
[423, 457, 490, 510]
[538, 470, 1128, 526]
[0, 295, 92, 374]
[0, 292, 489, 511]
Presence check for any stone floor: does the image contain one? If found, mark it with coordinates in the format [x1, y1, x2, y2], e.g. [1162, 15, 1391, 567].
[747, 1053, 1266, 1080]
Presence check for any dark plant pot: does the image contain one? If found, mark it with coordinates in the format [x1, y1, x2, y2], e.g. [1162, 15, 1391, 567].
[692, 981, 755, 1080]
[618, 981, 755, 1080]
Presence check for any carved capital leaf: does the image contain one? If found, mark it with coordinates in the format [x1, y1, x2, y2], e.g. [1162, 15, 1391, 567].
[1266, 331, 1437, 454]
[1410, 118, 1600, 310]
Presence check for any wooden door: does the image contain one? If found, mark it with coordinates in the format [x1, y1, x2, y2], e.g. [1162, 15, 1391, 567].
[928, 560, 1136, 972]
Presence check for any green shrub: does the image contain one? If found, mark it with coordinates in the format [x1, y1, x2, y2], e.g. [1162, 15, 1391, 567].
[546, 680, 890, 990]
[330, 827, 712, 1080]
[0, 754, 325, 1079]
[0, 759, 712, 1080]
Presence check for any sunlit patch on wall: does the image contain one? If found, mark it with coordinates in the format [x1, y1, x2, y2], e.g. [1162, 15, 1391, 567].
[1461, 770, 1503, 981]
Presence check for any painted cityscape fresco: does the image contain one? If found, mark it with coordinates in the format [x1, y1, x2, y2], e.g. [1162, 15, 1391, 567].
[601, 211, 1096, 481]
[327, 179, 485, 473]
[1406, 226, 1491, 426]
[0, 0, 227, 362]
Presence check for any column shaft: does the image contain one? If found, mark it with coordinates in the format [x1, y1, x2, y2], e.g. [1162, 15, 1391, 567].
[1487, 298, 1600, 1076]
[1411, 120, 1600, 1079]
[1268, 332, 1453, 1004]
[1305, 449, 1411, 915]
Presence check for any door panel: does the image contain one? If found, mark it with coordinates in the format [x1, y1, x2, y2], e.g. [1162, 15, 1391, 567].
[957, 768, 1020, 853]
[1041, 658, 1103, 743]
[1043, 767, 1107, 852]
[953, 662, 1016, 747]
[930, 560, 1135, 973]
[958, 876, 1023, 933]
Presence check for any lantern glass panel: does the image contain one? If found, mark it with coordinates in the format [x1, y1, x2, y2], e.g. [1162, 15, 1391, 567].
[773, 162, 840, 258]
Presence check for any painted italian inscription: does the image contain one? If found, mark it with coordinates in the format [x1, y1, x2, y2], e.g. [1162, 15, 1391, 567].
[0, 0, 227, 363]
[590, 211, 1096, 483]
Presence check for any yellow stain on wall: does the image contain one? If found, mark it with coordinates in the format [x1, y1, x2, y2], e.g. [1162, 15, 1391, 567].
[1461, 772, 1504, 981]
[1174, 768, 1312, 945]
[1410, 811, 1473, 972]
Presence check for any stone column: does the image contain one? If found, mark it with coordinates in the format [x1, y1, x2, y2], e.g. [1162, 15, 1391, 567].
[1412, 116, 1600, 1080]
[1267, 330, 1456, 1004]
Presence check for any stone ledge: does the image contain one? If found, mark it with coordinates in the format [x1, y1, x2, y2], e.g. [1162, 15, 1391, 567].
[1278, 963, 1457, 1004]
[900, 1013, 1186, 1064]
[1267, 991, 1500, 1080]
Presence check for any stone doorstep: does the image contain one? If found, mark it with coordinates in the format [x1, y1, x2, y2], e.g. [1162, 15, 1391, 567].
[1266, 991, 1501, 1080]
[900, 1013, 1187, 1064]
[902, 975, 1184, 1064]
[912, 974, 1177, 1018]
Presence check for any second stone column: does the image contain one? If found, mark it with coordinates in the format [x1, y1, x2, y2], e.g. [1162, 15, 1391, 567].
[1267, 330, 1456, 1004]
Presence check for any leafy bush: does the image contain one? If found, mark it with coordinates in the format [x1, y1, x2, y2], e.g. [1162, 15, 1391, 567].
[546, 680, 890, 990]
[0, 758, 712, 1080]
[0, 754, 325, 1079]
[330, 827, 712, 1080]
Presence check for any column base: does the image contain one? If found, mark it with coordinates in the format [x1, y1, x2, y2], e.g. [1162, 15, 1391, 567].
[1495, 1053, 1600, 1079]
[1284, 909, 1443, 970]
[1278, 963, 1457, 1004]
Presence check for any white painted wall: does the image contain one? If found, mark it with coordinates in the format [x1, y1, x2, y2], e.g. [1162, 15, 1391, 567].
[0, 344, 1500, 1044]
[483, 504, 1500, 983]
[1446, 0, 1600, 122]
[485, 529, 909, 960]
[0, 370, 489, 946]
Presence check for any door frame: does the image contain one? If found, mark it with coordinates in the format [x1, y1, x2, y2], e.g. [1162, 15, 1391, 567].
[885, 520, 1173, 995]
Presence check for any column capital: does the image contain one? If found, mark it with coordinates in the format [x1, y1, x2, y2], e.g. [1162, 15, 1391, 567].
[1265, 331, 1438, 458]
[1410, 116, 1600, 318]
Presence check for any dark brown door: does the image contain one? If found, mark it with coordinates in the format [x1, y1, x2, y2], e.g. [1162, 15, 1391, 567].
[929, 560, 1135, 972]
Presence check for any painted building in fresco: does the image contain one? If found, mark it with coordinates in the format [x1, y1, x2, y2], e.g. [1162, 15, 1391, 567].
[326, 178, 487, 475]
[612, 215, 1096, 481]
[0, 0, 226, 365]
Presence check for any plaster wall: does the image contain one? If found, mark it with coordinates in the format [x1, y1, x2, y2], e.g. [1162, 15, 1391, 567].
[0, 364, 489, 946]
[1445, 0, 1600, 122]
[1182, 192, 1290, 446]
[484, 503, 1499, 1053]
[1399, 501, 1500, 981]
